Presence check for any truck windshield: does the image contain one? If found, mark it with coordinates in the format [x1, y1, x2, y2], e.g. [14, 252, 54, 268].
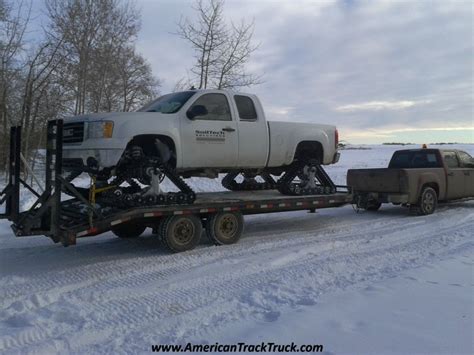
[389, 150, 442, 169]
[137, 91, 196, 113]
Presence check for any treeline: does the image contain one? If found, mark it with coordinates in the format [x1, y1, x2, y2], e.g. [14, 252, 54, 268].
[0, 0, 261, 176]
[0, 0, 159, 171]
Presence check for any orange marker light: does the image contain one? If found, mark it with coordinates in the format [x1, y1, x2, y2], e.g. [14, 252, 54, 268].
[103, 121, 114, 138]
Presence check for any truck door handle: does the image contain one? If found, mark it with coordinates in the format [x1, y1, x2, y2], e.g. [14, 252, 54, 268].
[222, 127, 235, 132]
[464, 172, 470, 176]
[447, 172, 454, 176]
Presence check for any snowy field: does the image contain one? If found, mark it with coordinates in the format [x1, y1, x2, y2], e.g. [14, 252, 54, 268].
[0, 144, 473, 354]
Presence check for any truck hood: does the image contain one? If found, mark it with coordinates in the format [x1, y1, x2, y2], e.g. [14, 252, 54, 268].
[62, 111, 176, 124]
[62, 111, 180, 141]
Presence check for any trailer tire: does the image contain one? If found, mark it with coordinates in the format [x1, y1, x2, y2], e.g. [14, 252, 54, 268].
[415, 187, 437, 215]
[159, 215, 202, 252]
[206, 211, 244, 245]
[112, 223, 146, 238]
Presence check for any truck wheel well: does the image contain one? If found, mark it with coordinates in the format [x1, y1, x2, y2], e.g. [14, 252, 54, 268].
[420, 182, 439, 197]
[294, 141, 324, 163]
[126, 135, 176, 168]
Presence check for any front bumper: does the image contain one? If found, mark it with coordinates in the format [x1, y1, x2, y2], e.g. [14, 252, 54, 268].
[62, 137, 126, 170]
[63, 148, 124, 170]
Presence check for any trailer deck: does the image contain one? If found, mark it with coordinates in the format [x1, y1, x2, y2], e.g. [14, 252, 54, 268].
[68, 191, 351, 241]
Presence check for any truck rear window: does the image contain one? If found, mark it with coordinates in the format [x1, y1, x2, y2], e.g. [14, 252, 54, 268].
[389, 150, 442, 168]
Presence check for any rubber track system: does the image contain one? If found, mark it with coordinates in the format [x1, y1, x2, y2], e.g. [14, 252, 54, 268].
[221, 172, 277, 191]
[277, 161, 336, 196]
[100, 164, 196, 209]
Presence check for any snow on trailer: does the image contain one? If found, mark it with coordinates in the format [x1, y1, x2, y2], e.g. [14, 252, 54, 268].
[0, 120, 351, 252]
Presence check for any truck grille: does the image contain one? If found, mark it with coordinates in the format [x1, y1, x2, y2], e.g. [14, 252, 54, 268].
[63, 122, 84, 143]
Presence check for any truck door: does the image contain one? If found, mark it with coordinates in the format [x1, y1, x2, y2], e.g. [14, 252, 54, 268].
[233, 95, 269, 167]
[441, 151, 465, 200]
[180, 93, 238, 168]
[457, 151, 474, 197]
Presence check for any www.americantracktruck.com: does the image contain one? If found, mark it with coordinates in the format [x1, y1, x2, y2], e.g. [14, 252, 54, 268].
[151, 342, 324, 353]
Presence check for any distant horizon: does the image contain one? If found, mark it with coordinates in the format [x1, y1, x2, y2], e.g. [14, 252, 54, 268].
[339, 128, 473, 145]
[341, 142, 474, 146]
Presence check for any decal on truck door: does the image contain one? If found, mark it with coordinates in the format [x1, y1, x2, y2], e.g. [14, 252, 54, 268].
[195, 130, 225, 143]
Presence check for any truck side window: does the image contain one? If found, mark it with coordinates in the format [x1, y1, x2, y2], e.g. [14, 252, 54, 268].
[410, 152, 441, 168]
[457, 151, 473, 167]
[235, 95, 257, 121]
[389, 150, 441, 168]
[191, 94, 231, 121]
[442, 151, 460, 168]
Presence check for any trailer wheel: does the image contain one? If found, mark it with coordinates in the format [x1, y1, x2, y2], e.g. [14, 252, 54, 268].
[415, 187, 437, 215]
[206, 211, 244, 245]
[159, 215, 202, 252]
[112, 223, 146, 238]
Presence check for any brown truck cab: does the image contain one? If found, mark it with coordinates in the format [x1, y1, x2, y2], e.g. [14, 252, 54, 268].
[347, 148, 474, 215]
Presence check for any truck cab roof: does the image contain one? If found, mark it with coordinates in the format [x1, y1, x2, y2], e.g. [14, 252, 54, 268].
[390, 148, 473, 169]
[394, 148, 460, 153]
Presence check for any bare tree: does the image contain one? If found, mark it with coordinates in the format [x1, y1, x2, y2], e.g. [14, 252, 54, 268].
[87, 45, 159, 112]
[45, 0, 143, 114]
[0, 0, 161, 176]
[173, 76, 194, 92]
[20, 40, 64, 159]
[176, 0, 261, 90]
[0, 0, 30, 169]
[177, 0, 227, 89]
[117, 46, 159, 112]
[213, 20, 261, 89]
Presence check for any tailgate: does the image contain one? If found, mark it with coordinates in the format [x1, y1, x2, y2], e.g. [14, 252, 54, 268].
[347, 168, 407, 193]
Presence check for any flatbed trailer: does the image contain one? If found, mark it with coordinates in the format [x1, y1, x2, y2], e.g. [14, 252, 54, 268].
[0, 120, 351, 252]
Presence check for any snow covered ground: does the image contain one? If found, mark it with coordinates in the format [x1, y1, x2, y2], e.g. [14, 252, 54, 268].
[0, 144, 473, 354]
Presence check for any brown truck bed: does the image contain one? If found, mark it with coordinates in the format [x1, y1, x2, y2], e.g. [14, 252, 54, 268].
[347, 168, 408, 193]
[347, 167, 447, 204]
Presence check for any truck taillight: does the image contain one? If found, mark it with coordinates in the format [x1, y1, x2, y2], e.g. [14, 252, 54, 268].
[335, 129, 339, 149]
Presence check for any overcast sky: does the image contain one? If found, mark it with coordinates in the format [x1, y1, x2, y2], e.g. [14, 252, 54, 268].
[133, 0, 473, 144]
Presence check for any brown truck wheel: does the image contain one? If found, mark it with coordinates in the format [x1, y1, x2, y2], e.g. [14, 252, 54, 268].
[415, 187, 438, 215]
[112, 223, 146, 238]
[366, 201, 382, 211]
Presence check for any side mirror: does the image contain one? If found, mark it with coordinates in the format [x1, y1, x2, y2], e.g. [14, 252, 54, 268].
[186, 105, 208, 120]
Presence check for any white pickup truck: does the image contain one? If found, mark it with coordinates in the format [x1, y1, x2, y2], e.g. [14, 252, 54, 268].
[62, 89, 340, 203]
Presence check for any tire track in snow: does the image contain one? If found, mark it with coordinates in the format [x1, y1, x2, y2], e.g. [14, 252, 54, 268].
[0, 207, 407, 307]
[1, 205, 472, 353]
[73, 218, 473, 351]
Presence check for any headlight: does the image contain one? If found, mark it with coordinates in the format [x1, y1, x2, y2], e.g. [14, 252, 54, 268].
[88, 121, 114, 139]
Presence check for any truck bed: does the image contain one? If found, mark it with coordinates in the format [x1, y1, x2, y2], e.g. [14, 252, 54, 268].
[347, 168, 408, 193]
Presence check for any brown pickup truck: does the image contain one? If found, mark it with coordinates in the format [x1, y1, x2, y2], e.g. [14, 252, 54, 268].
[347, 148, 474, 215]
